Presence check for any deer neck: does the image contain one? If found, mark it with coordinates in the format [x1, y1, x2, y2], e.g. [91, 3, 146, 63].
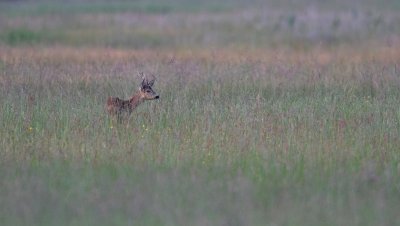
[129, 91, 145, 110]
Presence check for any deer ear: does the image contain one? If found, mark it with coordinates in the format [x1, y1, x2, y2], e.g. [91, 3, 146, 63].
[138, 72, 144, 84]
[147, 74, 155, 87]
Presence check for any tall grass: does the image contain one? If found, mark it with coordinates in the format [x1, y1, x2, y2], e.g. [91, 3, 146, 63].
[1, 1, 400, 225]
[1, 47, 400, 225]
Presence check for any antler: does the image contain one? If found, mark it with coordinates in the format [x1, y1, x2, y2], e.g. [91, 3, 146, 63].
[138, 72, 146, 87]
[138, 72, 145, 80]
[138, 72, 155, 86]
[138, 72, 156, 87]
[147, 74, 155, 87]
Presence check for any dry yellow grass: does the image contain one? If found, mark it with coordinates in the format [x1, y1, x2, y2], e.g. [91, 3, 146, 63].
[2, 40, 400, 66]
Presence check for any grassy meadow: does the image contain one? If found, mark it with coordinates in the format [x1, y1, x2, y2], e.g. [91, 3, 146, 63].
[1, 0, 400, 225]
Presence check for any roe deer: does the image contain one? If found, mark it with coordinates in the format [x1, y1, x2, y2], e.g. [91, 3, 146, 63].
[106, 72, 159, 122]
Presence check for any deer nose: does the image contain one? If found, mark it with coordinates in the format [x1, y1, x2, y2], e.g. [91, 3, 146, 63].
[155, 95, 160, 99]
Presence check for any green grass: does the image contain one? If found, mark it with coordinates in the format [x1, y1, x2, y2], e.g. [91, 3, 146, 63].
[1, 48, 400, 225]
[0, 0, 255, 16]
[1, 28, 42, 45]
[2, 0, 400, 16]
[1, 0, 400, 225]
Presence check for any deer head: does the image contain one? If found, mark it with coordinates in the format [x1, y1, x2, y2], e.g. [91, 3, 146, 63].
[138, 72, 159, 100]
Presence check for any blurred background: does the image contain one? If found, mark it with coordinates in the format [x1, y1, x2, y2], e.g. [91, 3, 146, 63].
[1, 0, 399, 50]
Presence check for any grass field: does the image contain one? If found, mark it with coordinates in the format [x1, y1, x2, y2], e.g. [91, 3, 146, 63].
[1, 0, 400, 225]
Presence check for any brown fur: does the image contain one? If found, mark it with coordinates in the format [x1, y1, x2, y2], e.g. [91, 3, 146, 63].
[106, 75, 159, 122]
